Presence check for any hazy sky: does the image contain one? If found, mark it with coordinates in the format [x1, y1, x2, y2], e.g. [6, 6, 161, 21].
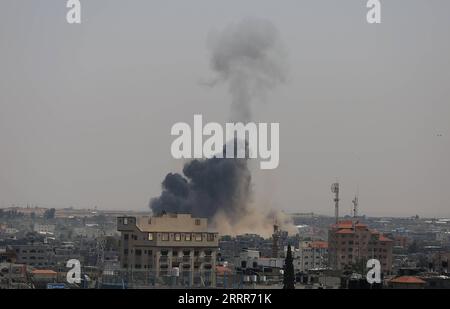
[1, 0, 449, 217]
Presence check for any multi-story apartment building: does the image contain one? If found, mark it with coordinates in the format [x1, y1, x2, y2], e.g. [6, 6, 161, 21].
[33, 223, 56, 235]
[10, 244, 56, 268]
[328, 220, 393, 274]
[297, 241, 328, 271]
[117, 213, 219, 287]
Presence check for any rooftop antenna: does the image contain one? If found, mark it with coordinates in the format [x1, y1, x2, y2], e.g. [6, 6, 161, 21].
[352, 194, 359, 218]
[331, 182, 340, 224]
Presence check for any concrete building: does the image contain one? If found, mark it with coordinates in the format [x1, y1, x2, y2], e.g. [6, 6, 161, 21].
[31, 269, 58, 289]
[10, 244, 56, 268]
[117, 213, 219, 287]
[33, 224, 55, 235]
[388, 276, 426, 289]
[328, 220, 393, 274]
[0, 263, 29, 289]
[234, 249, 260, 269]
[297, 241, 328, 271]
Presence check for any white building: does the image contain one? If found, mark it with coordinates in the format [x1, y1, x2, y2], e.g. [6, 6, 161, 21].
[296, 241, 328, 272]
[33, 224, 55, 235]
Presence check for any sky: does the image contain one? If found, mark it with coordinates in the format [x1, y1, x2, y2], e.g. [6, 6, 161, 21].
[0, 0, 449, 217]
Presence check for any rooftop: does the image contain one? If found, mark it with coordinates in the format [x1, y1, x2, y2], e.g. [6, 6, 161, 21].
[31, 269, 57, 275]
[389, 276, 426, 284]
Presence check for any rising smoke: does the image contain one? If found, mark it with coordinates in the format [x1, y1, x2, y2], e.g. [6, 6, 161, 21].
[150, 145, 251, 223]
[150, 18, 293, 236]
[207, 17, 287, 122]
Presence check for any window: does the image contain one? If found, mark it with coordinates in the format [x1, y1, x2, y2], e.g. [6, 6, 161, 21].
[135, 249, 142, 256]
[123, 218, 128, 225]
[185, 233, 191, 241]
[132, 234, 137, 240]
[207, 234, 214, 241]
[162, 233, 169, 241]
[148, 233, 153, 241]
[124, 234, 129, 240]
[195, 219, 201, 226]
[124, 249, 128, 255]
[195, 234, 202, 241]
[175, 233, 181, 241]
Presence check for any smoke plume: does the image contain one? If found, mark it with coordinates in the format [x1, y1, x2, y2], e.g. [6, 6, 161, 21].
[207, 17, 287, 122]
[150, 19, 294, 236]
[150, 146, 251, 223]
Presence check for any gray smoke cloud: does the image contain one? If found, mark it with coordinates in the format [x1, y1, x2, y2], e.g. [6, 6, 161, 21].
[207, 17, 287, 122]
[150, 145, 251, 223]
[150, 19, 294, 235]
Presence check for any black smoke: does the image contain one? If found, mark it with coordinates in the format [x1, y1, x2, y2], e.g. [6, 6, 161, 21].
[150, 144, 252, 221]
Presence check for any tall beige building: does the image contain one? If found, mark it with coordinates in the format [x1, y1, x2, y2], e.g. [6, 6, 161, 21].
[117, 213, 219, 287]
[328, 220, 393, 275]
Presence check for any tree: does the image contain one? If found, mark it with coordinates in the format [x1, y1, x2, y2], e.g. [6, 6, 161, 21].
[283, 245, 295, 289]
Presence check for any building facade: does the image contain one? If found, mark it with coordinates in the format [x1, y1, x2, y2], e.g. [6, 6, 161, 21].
[328, 220, 393, 274]
[10, 244, 56, 268]
[297, 241, 328, 272]
[117, 213, 219, 287]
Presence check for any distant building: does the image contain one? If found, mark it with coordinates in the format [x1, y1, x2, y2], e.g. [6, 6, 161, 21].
[271, 225, 289, 258]
[388, 276, 426, 289]
[0, 263, 28, 289]
[4, 227, 19, 235]
[0, 247, 17, 263]
[10, 244, 56, 268]
[234, 248, 284, 270]
[219, 234, 272, 261]
[31, 269, 58, 289]
[328, 220, 393, 274]
[33, 224, 55, 235]
[117, 213, 219, 287]
[393, 235, 409, 249]
[234, 249, 261, 269]
[297, 241, 328, 271]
